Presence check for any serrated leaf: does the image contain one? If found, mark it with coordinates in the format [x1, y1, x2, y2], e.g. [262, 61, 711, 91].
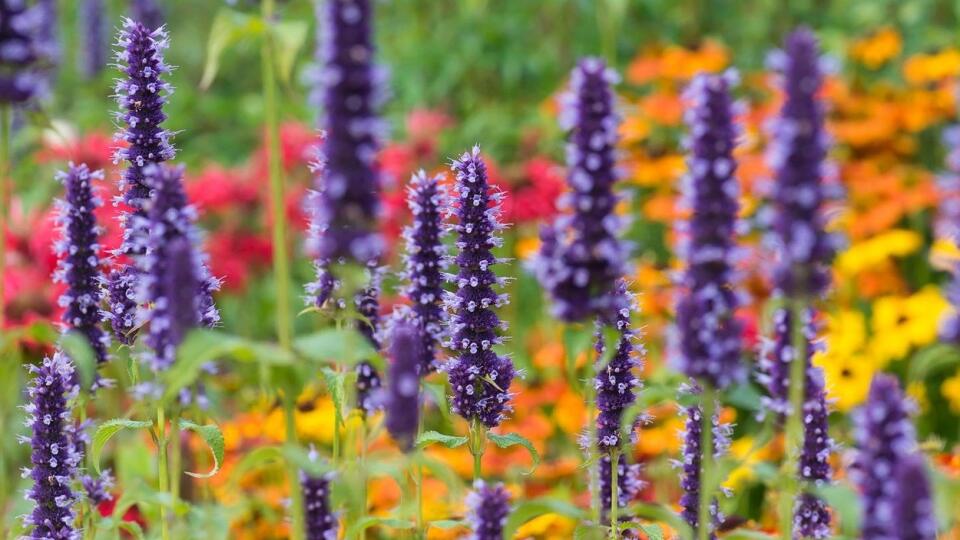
[60, 330, 96, 392]
[178, 420, 225, 479]
[487, 432, 539, 475]
[294, 328, 380, 369]
[270, 21, 309, 84]
[320, 367, 347, 425]
[92, 419, 153, 473]
[503, 498, 587, 538]
[200, 8, 264, 89]
[416, 430, 468, 449]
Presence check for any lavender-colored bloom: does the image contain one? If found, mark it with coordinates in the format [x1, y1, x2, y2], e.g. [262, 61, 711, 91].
[310, 0, 385, 265]
[104, 266, 139, 345]
[674, 72, 744, 389]
[402, 171, 449, 373]
[894, 454, 937, 540]
[768, 28, 837, 299]
[794, 365, 833, 539]
[598, 453, 643, 525]
[113, 19, 175, 254]
[139, 165, 220, 371]
[938, 127, 960, 344]
[355, 361, 381, 415]
[81, 470, 114, 506]
[385, 321, 421, 451]
[534, 58, 627, 323]
[354, 267, 383, 349]
[758, 308, 818, 418]
[595, 282, 642, 451]
[306, 264, 337, 309]
[853, 374, 916, 540]
[445, 147, 515, 428]
[36, 0, 58, 69]
[81, 0, 106, 77]
[466, 480, 510, 540]
[675, 401, 731, 536]
[20, 351, 81, 540]
[129, 0, 163, 30]
[53, 164, 110, 368]
[300, 455, 337, 540]
[0, 0, 43, 103]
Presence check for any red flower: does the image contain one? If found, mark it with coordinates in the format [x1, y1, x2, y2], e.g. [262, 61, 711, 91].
[205, 231, 272, 292]
[37, 130, 117, 172]
[186, 165, 259, 214]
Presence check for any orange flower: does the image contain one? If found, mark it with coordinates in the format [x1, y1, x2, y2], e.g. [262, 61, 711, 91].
[850, 27, 902, 69]
[904, 48, 960, 85]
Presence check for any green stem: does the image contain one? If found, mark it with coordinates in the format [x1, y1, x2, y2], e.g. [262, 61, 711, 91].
[156, 407, 170, 540]
[282, 395, 305, 540]
[780, 298, 808, 540]
[469, 419, 486, 482]
[609, 448, 620, 540]
[414, 417, 424, 539]
[0, 105, 10, 331]
[358, 419, 368, 540]
[170, 411, 182, 509]
[697, 386, 716, 540]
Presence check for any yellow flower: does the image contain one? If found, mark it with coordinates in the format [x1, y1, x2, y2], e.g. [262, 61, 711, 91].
[295, 397, 337, 444]
[822, 309, 868, 357]
[906, 381, 929, 413]
[904, 48, 960, 85]
[513, 513, 577, 539]
[929, 237, 960, 272]
[814, 351, 875, 411]
[835, 229, 922, 276]
[516, 235, 541, 261]
[630, 154, 685, 187]
[850, 27, 902, 69]
[869, 287, 948, 367]
[942, 370, 960, 414]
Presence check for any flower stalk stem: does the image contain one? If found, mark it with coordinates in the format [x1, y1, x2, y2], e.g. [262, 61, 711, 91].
[609, 448, 620, 540]
[780, 297, 808, 540]
[156, 406, 170, 540]
[698, 386, 716, 540]
[469, 419, 486, 482]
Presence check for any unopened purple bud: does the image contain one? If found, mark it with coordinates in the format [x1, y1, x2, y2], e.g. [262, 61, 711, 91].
[386, 321, 421, 452]
[466, 480, 510, 540]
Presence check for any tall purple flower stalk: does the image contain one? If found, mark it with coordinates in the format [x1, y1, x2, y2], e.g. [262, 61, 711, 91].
[938, 127, 960, 344]
[81, 0, 106, 77]
[466, 480, 510, 540]
[112, 18, 175, 253]
[354, 267, 384, 415]
[129, 0, 163, 30]
[402, 170, 449, 374]
[894, 454, 937, 540]
[20, 351, 81, 540]
[53, 163, 110, 368]
[310, 0, 385, 267]
[768, 27, 837, 300]
[758, 308, 818, 417]
[599, 453, 643, 525]
[675, 401, 731, 536]
[0, 0, 43, 103]
[534, 57, 627, 323]
[139, 165, 219, 372]
[794, 366, 833, 538]
[300, 451, 337, 540]
[385, 320, 422, 452]
[853, 374, 916, 540]
[674, 72, 744, 389]
[36, 0, 58, 73]
[595, 282, 642, 451]
[105, 266, 139, 345]
[445, 147, 515, 429]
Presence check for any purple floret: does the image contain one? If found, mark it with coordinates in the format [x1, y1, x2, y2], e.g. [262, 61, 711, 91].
[595, 282, 643, 451]
[0, 0, 44, 104]
[466, 480, 510, 540]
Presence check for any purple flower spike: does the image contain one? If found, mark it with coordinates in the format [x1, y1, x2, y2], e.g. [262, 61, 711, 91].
[534, 57, 628, 323]
[402, 171, 449, 373]
[938, 128, 960, 344]
[53, 163, 110, 368]
[768, 28, 838, 299]
[595, 282, 643, 451]
[674, 72, 745, 389]
[0, 0, 44, 104]
[139, 165, 220, 371]
[444, 147, 515, 429]
[354, 266, 383, 349]
[311, 0, 385, 265]
[21, 351, 81, 540]
[466, 480, 510, 540]
[105, 266, 139, 345]
[599, 453, 643, 525]
[113, 18, 175, 254]
[853, 374, 916, 540]
[675, 402, 731, 537]
[81, 470, 114, 506]
[386, 321, 421, 452]
[758, 308, 818, 418]
[794, 366, 833, 538]
[355, 361, 381, 415]
[894, 454, 937, 540]
[81, 0, 105, 77]
[129, 0, 164, 30]
[300, 452, 337, 540]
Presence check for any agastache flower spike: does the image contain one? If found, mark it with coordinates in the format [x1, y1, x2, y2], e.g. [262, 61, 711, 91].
[0, 0, 44, 104]
[894, 454, 938, 540]
[354, 267, 384, 415]
[466, 480, 510, 540]
[300, 451, 337, 540]
[768, 28, 838, 299]
[53, 163, 110, 368]
[534, 57, 628, 323]
[81, 470, 114, 506]
[758, 308, 817, 418]
[444, 147, 515, 428]
[311, 0, 386, 265]
[794, 365, 833, 538]
[675, 401, 732, 536]
[385, 320, 422, 451]
[402, 170, 449, 373]
[938, 128, 960, 344]
[129, 0, 164, 30]
[674, 72, 745, 389]
[81, 0, 106, 77]
[598, 453, 643, 525]
[595, 281, 643, 451]
[21, 351, 81, 540]
[105, 266, 139, 345]
[853, 374, 916, 540]
[139, 165, 220, 372]
[112, 18, 175, 253]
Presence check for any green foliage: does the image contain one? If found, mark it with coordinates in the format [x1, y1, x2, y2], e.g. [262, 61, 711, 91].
[91, 419, 154, 474]
[487, 432, 540, 475]
[178, 420, 226, 479]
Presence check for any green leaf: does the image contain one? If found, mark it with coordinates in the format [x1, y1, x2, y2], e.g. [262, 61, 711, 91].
[428, 519, 465, 530]
[228, 445, 284, 491]
[423, 381, 452, 422]
[624, 502, 693, 540]
[117, 521, 146, 540]
[60, 330, 96, 392]
[91, 419, 153, 474]
[415, 430, 468, 449]
[573, 524, 606, 540]
[270, 21, 309, 84]
[813, 483, 861, 537]
[487, 432, 539, 475]
[178, 420, 225, 479]
[345, 516, 413, 538]
[636, 523, 664, 540]
[320, 367, 347, 425]
[200, 8, 264, 89]
[295, 328, 380, 369]
[503, 498, 587, 538]
[909, 343, 960, 380]
[281, 445, 333, 478]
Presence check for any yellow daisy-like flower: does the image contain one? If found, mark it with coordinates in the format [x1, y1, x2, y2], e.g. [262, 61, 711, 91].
[869, 287, 948, 367]
[850, 27, 902, 69]
[513, 513, 577, 539]
[814, 351, 876, 411]
[822, 309, 868, 357]
[835, 229, 922, 276]
[942, 370, 960, 414]
[930, 237, 960, 272]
